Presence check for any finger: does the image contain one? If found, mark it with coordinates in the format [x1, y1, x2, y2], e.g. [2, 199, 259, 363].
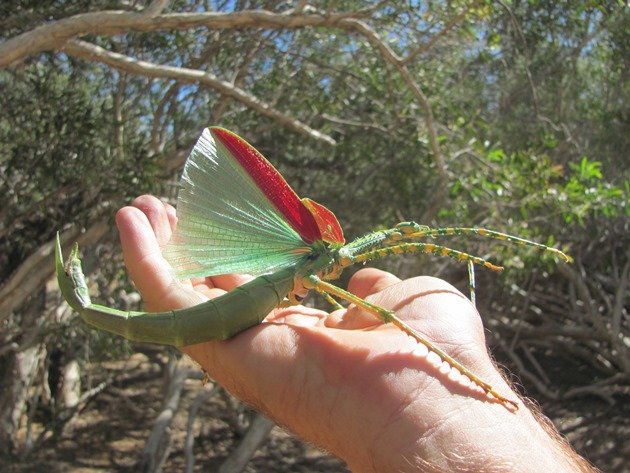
[134, 195, 251, 293]
[131, 195, 173, 248]
[324, 268, 401, 330]
[348, 268, 401, 299]
[367, 275, 488, 346]
[116, 206, 173, 302]
[327, 273, 470, 336]
[362, 275, 467, 324]
[116, 206, 204, 310]
[164, 202, 178, 233]
[208, 273, 253, 292]
[130, 196, 238, 296]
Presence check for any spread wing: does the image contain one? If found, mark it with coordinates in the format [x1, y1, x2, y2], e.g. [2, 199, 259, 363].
[163, 128, 313, 278]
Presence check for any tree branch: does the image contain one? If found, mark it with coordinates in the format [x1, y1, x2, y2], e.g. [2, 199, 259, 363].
[62, 40, 335, 146]
[0, 9, 366, 68]
[401, 4, 474, 66]
[335, 18, 448, 220]
[0, 5, 449, 214]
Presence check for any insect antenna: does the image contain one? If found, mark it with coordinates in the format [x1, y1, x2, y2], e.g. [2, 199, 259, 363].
[393, 224, 572, 263]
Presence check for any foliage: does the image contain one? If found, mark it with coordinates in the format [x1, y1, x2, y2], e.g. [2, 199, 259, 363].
[0, 61, 155, 281]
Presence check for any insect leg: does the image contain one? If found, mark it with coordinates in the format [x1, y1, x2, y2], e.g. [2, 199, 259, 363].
[303, 274, 519, 411]
[468, 260, 476, 307]
[351, 242, 504, 273]
[320, 290, 344, 310]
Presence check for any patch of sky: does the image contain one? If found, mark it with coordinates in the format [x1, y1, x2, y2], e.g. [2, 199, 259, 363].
[528, 7, 605, 56]
[209, 0, 238, 13]
[319, 75, 332, 93]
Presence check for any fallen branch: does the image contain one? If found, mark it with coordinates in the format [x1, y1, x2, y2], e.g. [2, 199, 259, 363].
[184, 383, 220, 473]
[217, 414, 275, 473]
[139, 356, 197, 473]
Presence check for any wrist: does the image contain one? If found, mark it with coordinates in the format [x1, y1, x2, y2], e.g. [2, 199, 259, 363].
[347, 373, 593, 473]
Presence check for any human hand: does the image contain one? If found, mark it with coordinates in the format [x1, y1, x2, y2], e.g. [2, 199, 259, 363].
[116, 195, 593, 473]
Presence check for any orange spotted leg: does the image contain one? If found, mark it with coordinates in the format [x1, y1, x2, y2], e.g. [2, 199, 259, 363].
[351, 241, 505, 272]
[350, 241, 505, 306]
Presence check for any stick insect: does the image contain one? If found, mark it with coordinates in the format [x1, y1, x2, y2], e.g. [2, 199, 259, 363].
[56, 127, 571, 411]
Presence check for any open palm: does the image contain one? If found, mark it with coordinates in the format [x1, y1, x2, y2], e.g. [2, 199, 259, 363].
[116, 195, 522, 472]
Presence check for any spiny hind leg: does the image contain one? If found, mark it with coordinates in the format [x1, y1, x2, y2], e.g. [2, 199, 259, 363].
[303, 274, 518, 411]
[320, 290, 344, 310]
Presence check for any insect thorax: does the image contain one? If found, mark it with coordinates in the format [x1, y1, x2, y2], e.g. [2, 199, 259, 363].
[297, 241, 345, 282]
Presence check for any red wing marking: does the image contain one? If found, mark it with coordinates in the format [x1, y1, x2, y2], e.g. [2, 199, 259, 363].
[211, 127, 323, 244]
[302, 198, 345, 244]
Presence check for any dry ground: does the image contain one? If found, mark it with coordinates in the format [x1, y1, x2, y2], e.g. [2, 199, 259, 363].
[1, 352, 628, 472]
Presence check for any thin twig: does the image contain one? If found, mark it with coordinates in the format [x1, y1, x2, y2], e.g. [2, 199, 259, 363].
[402, 3, 474, 65]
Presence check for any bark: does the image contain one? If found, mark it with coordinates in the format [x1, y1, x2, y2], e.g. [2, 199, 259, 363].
[139, 355, 196, 473]
[0, 292, 47, 455]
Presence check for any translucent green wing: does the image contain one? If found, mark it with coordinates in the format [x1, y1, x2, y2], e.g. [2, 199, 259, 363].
[164, 128, 311, 278]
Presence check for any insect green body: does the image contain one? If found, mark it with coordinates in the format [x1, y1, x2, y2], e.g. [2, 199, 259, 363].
[56, 127, 571, 410]
[56, 237, 297, 346]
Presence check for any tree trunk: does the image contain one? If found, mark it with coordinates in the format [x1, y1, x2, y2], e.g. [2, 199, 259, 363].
[0, 291, 47, 455]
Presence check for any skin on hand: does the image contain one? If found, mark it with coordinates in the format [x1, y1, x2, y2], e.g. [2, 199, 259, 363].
[116, 195, 596, 473]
